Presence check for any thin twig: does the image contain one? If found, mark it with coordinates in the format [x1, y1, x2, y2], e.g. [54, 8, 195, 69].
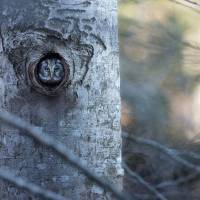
[170, 0, 200, 7]
[0, 168, 67, 200]
[170, 0, 200, 14]
[123, 162, 168, 200]
[0, 111, 130, 200]
[123, 132, 200, 188]
[176, 150, 200, 160]
[123, 132, 200, 172]
[182, 0, 200, 6]
[156, 172, 200, 189]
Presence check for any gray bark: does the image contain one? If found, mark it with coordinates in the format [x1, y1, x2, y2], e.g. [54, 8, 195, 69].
[0, 0, 122, 199]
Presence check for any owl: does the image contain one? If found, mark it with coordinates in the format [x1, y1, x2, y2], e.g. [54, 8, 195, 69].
[37, 58, 64, 86]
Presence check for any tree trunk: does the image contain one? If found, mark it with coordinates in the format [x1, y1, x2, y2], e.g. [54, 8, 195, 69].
[0, 0, 122, 199]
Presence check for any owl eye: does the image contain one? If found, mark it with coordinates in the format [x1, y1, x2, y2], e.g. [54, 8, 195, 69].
[44, 67, 50, 72]
[39, 62, 47, 69]
[54, 67, 60, 71]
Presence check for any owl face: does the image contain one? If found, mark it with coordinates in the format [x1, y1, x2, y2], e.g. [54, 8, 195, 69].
[37, 58, 65, 86]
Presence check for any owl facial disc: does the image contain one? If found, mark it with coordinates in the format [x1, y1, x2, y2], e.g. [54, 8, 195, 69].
[37, 58, 65, 86]
[27, 53, 70, 96]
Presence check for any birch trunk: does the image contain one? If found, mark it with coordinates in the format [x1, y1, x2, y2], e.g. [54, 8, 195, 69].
[0, 0, 122, 199]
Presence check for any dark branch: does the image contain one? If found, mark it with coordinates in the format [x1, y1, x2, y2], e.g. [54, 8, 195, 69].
[123, 162, 168, 200]
[156, 172, 200, 189]
[0, 168, 67, 200]
[123, 132, 200, 189]
[170, 0, 200, 14]
[123, 132, 200, 172]
[182, 0, 200, 6]
[0, 111, 130, 200]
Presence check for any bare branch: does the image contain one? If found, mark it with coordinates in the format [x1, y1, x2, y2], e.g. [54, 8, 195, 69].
[123, 162, 168, 200]
[0, 111, 130, 200]
[156, 172, 200, 189]
[0, 168, 67, 200]
[123, 132, 200, 189]
[176, 150, 200, 160]
[182, 0, 200, 6]
[123, 132, 200, 173]
[169, 0, 200, 13]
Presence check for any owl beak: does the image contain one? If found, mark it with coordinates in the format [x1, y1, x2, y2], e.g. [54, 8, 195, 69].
[50, 68, 54, 79]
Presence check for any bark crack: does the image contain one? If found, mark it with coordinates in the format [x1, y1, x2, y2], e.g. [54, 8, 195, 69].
[0, 26, 5, 52]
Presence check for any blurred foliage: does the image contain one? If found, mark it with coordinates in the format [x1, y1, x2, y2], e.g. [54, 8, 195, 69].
[120, 0, 200, 142]
[120, 1, 200, 199]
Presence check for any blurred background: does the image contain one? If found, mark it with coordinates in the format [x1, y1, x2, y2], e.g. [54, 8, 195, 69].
[119, 0, 200, 199]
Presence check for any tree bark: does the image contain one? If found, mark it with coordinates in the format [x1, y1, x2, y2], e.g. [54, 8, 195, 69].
[0, 0, 122, 199]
